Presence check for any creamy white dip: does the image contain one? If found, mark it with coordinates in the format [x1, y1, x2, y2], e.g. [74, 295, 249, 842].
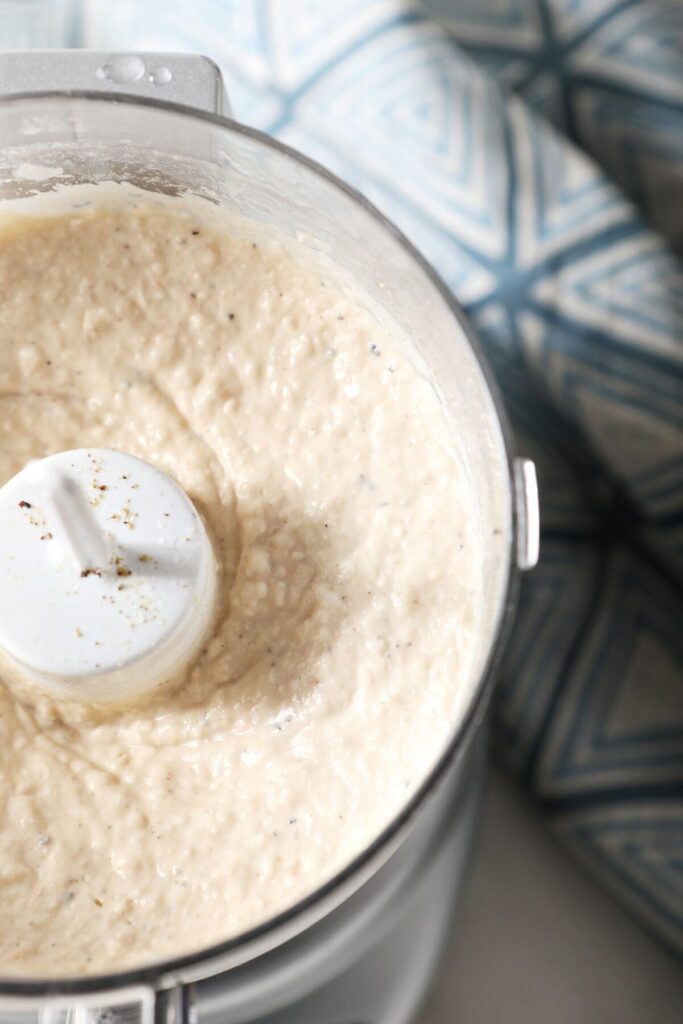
[0, 193, 481, 975]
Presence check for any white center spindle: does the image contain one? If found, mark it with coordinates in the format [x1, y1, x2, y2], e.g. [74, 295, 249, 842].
[0, 449, 217, 704]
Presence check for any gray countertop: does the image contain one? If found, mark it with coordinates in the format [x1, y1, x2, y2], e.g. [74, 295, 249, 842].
[421, 768, 683, 1024]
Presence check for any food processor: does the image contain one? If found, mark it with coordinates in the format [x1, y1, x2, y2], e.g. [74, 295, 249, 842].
[0, 52, 539, 1024]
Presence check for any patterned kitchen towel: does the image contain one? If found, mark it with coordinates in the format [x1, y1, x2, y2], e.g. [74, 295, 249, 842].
[84, 0, 683, 955]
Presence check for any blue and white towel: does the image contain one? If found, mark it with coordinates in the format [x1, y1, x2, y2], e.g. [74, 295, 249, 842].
[84, 0, 683, 955]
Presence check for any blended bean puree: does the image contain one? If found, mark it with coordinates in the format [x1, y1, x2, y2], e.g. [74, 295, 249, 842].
[0, 190, 481, 975]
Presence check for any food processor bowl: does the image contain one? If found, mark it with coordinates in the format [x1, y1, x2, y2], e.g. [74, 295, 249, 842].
[0, 52, 538, 1024]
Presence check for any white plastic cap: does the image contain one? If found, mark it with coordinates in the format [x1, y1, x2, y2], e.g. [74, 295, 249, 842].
[0, 449, 217, 704]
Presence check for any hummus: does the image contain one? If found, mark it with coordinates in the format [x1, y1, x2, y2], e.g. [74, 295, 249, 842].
[0, 194, 481, 975]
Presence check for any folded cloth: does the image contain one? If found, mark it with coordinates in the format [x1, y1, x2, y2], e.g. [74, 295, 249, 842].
[427, 0, 683, 257]
[86, 0, 683, 955]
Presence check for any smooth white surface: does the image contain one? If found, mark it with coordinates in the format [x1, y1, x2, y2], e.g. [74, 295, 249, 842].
[20, 454, 111, 574]
[0, 449, 216, 702]
[421, 767, 683, 1024]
